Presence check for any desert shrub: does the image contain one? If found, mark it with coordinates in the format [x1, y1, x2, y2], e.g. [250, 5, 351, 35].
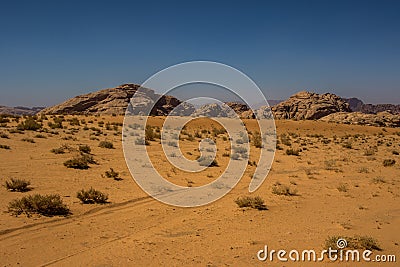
[383, 159, 396, 167]
[135, 137, 149, 145]
[0, 116, 10, 123]
[0, 144, 11, 149]
[286, 148, 300, 156]
[393, 150, 399, 155]
[48, 117, 64, 129]
[51, 146, 66, 154]
[8, 194, 70, 217]
[77, 188, 108, 204]
[197, 156, 219, 167]
[222, 152, 230, 157]
[337, 183, 348, 192]
[342, 142, 352, 149]
[4, 178, 31, 192]
[99, 141, 114, 149]
[230, 153, 240, 160]
[21, 138, 35, 143]
[145, 125, 155, 141]
[372, 177, 386, 184]
[78, 145, 91, 154]
[233, 146, 247, 155]
[272, 182, 297, 196]
[253, 132, 262, 148]
[34, 134, 47, 139]
[104, 168, 121, 180]
[194, 131, 202, 138]
[167, 141, 178, 147]
[17, 117, 42, 131]
[280, 133, 291, 146]
[363, 148, 376, 156]
[325, 236, 381, 251]
[68, 117, 80, 126]
[235, 196, 267, 210]
[63, 154, 95, 169]
[0, 132, 9, 139]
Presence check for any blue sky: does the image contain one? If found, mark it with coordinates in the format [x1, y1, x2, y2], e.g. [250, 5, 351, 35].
[0, 0, 399, 106]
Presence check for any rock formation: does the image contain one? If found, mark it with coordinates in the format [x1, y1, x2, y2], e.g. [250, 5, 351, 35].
[40, 84, 181, 116]
[271, 91, 351, 120]
[320, 111, 400, 128]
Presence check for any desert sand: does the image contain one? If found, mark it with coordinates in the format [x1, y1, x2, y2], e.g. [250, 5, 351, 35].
[0, 115, 399, 266]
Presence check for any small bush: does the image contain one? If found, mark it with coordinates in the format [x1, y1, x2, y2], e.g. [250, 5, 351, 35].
[337, 184, 348, 192]
[51, 146, 66, 154]
[383, 159, 396, 167]
[99, 141, 114, 149]
[4, 178, 31, 192]
[252, 132, 262, 148]
[21, 138, 35, 143]
[34, 134, 47, 139]
[325, 235, 381, 251]
[0, 132, 9, 139]
[17, 117, 42, 131]
[104, 168, 121, 180]
[8, 194, 70, 217]
[197, 156, 219, 167]
[372, 177, 386, 184]
[235, 196, 267, 210]
[392, 150, 399, 155]
[135, 137, 149, 146]
[79, 145, 91, 154]
[64, 156, 90, 169]
[145, 125, 155, 141]
[272, 183, 297, 196]
[286, 148, 300, 156]
[77, 188, 108, 204]
[0, 144, 11, 149]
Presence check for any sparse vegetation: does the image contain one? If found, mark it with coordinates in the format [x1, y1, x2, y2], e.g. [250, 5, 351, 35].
[17, 117, 42, 131]
[235, 196, 267, 210]
[77, 188, 108, 204]
[104, 168, 121, 180]
[272, 182, 298, 196]
[383, 159, 395, 167]
[8, 194, 70, 217]
[99, 141, 114, 149]
[0, 144, 11, 149]
[252, 131, 262, 148]
[372, 177, 386, 184]
[197, 156, 219, 167]
[63, 154, 95, 169]
[286, 148, 300, 156]
[0, 132, 9, 139]
[337, 183, 348, 192]
[78, 145, 91, 154]
[21, 138, 35, 143]
[4, 178, 31, 192]
[325, 235, 381, 251]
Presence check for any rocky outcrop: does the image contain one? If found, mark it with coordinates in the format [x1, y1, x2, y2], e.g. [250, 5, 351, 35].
[320, 111, 400, 128]
[344, 97, 400, 114]
[0, 106, 44, 115]
[40, 84, 181, 116]
[191, 103, 237, 118]
[271, 91, 351, 120]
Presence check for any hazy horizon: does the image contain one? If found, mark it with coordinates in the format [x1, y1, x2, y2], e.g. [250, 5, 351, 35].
[1, 1, 399, 107]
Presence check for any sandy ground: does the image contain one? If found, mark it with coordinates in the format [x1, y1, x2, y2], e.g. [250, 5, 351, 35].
[0, 115, 399, 266]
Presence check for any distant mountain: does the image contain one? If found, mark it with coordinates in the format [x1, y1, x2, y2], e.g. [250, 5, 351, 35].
[0, 106, 45, 115]
[343, 97, 400, 114]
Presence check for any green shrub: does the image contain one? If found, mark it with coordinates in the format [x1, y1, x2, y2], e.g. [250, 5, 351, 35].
[383, 159, 396, 167]
[235, 196, 267, 210]
[4, 178, 31, 192]
[17, 117, 42, 131]
[77, 188, 108, 204]
[8, 194, 70, 217]
[99, 141, 114, 149]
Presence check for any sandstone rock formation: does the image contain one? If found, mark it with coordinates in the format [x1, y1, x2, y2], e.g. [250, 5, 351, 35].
[271, 91, 351, 120]
[320, 111, 400, 128]
[191, 103, 237, 118]
[344, 97, 400, 114]
[224, 102, 255, 119]
[40, 84, 181, 116]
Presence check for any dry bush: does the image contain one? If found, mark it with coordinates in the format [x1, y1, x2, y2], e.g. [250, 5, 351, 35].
[272, 182, 298, 196]
[17, 117, 42, 131]
[4, 178, 31, 192]
[325, 235, 381, 251]
[104, 168, 122, 180]
[99, 141, 114, 149]
[8, 194, 70, 217]
[235, 196, 267, 210]
[197, 156, 219, 167]
[383, 159, 396, 167]
[0, 144, 11, 150]
[77, 188, 108, 204]
[21, 138, 35, 143]
[78, 145, 91, 154]
[286, 148, 300, 156]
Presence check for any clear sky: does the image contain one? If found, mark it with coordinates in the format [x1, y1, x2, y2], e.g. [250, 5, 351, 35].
[0, 0, 399, 107]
